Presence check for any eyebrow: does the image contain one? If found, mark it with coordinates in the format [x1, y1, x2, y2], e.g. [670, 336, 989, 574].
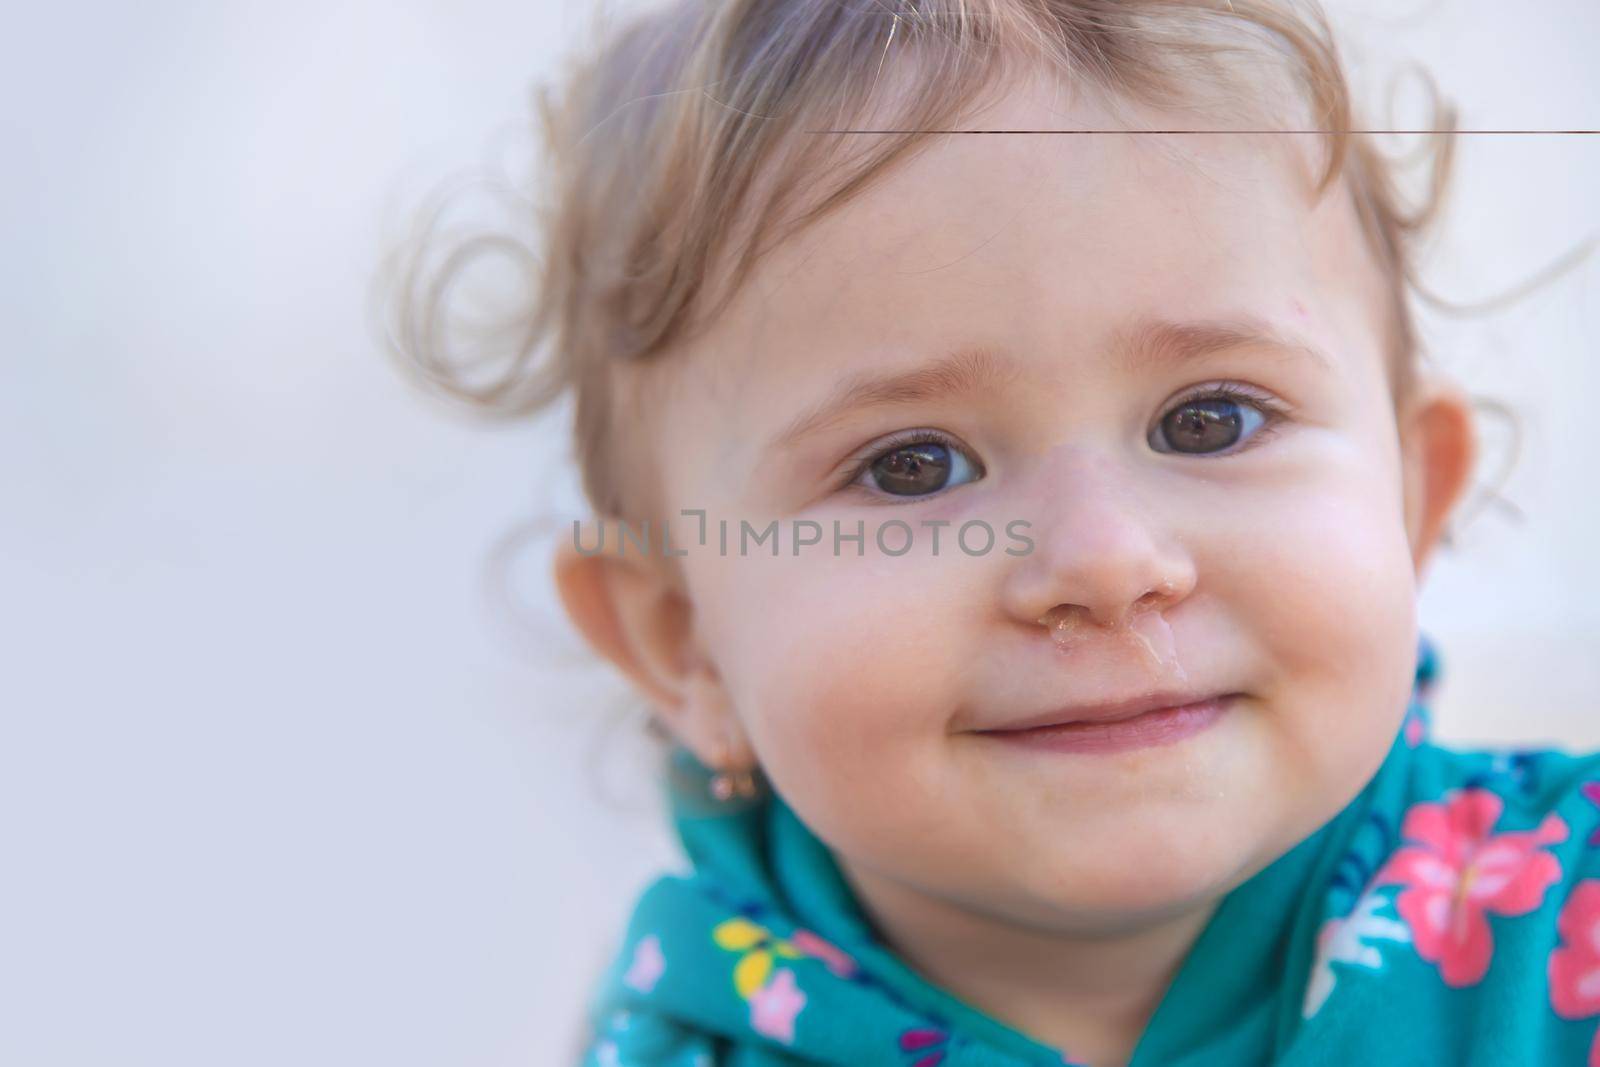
[764, 314, 1332, 454]
[1116, 316, 1333, 376]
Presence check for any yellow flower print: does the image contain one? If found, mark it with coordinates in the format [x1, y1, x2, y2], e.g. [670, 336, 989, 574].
[711, 917, 802, 998]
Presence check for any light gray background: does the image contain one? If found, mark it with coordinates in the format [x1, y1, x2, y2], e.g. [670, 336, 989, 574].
[3, 1, 1596, 1064]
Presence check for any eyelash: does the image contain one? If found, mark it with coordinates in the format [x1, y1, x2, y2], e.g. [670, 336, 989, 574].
[835, 382, 1291, 501]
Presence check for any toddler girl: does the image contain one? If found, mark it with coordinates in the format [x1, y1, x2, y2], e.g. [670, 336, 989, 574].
[392, 1, 1599, 1063]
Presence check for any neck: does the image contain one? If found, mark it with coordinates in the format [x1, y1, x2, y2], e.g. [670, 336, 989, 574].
[837, 857, 1220, 1067]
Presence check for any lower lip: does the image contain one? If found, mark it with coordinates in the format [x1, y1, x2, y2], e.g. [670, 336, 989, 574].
[979, 696, 1234, 755]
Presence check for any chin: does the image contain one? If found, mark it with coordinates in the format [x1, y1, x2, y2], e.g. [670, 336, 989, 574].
[1011, 830, 1249, 920]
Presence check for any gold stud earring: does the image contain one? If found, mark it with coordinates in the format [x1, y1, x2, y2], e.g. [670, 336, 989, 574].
[708, 737, 759, 802]
[710, 766, 758, 800]
[708, 737, 734, 801]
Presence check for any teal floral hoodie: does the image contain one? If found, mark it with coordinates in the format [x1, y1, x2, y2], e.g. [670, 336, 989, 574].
[578, 634, 1600, 1065]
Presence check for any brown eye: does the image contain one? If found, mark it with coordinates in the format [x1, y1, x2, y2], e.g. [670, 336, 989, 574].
[870, 441, 952, 496]
[852, 432, 981, 500]
[1151, 388, 1276, 456]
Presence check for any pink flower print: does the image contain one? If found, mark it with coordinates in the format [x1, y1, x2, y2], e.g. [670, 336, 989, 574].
[749, 967, 806, 1044]
[790, 928, 860, 978]
[1550, 880, 1600, 1067]
[1375, 787, 1567, 987]
[897, 1026, 949, 1067]
[1581, 782, 1600, 846]
[622, 933, 665, 994]
[1404, 708, 1426, 748]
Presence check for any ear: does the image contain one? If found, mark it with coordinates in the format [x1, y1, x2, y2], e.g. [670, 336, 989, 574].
[551, 521, 750, 771]
[1396, 376, 1479, 582]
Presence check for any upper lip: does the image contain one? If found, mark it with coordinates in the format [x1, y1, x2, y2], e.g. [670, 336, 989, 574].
[977, 690, 1232, 732]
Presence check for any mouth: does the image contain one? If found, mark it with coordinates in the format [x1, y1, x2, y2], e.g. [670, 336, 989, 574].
[981, 689, 1239, 732]
[973, 693, 1239, 756]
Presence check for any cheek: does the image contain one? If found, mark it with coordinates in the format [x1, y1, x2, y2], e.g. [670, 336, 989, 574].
[690, 549, 981, 837]
[1222, 456, 1419, 795]
[1232, 481, 1414, 634]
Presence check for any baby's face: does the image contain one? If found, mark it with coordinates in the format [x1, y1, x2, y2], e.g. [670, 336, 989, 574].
[644, 75, 1424, 928]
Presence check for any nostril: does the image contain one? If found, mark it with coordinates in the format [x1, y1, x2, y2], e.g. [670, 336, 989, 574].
[1136, 579, 1180, 612]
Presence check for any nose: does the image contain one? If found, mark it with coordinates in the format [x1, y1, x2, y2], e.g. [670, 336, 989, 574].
[999, 451, 1198, 632]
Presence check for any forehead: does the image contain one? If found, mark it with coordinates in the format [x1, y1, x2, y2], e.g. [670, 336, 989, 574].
[645, 71, 1388, 500]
